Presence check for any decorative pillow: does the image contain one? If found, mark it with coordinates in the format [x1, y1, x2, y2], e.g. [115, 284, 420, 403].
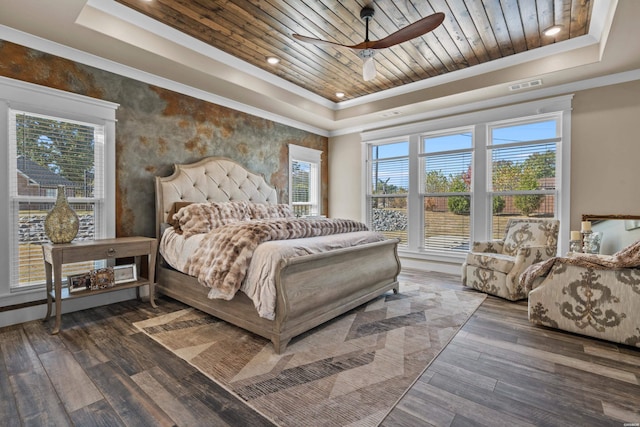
[166, 201, 192, 229]
[213, 200, 251, 222]
[173, 201, 250, 237]
[273, 203, 295, 218]
[249, 203, 295, 219]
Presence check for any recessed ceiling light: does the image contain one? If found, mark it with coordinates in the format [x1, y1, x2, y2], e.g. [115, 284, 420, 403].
[335, 92, 345, 98]
[543, 25, 563, 36]
[266, 56, 280, 65]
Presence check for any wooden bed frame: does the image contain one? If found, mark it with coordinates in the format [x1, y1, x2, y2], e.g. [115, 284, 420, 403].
[155, 157, 401, 353]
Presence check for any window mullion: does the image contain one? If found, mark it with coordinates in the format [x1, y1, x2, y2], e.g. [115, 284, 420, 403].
[407, 135, 421, 251]
[473, 123, 489, 242]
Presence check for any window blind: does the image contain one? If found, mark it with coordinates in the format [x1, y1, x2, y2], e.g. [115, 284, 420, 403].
[420, 132, 473, 252]
[488, 119, 558, 238]
[289, 144, 321, 217]
[368, 142, 409, 244]
[9, 111, 105, 289]
[291, 159, 316, 216]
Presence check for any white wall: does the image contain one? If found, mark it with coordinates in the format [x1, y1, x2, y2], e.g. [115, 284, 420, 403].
[570, 80, 640, 227]
[328, 133, 363, 221]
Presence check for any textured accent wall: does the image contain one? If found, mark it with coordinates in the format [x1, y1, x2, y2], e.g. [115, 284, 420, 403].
[0, 41, 328, 238]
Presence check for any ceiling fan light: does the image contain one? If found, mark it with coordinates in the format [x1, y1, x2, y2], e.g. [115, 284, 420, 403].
[357, 48, 377, 81]
[362, 57, 376, 81]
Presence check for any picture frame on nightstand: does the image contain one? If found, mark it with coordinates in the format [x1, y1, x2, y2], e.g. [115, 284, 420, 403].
[114, 264, 137, 284]
[90, 267, 115, 290]
[67, 272, 91, 293]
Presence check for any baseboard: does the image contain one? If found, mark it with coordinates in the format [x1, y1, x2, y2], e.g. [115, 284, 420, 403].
[0, 288, 138, 329]
[0, 299, 47, 313]
[399, 255, 463, 276]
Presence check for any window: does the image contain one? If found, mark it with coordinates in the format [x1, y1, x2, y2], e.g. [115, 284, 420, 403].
[10, 112, 106, 290]
[289, 144, 322, 217]
[363, 96, 571, 261]
[488, 118, 558, 238]
[1, 77, 117, 297]
[367, 141, 409, 244]
[421, 130, 473, 252]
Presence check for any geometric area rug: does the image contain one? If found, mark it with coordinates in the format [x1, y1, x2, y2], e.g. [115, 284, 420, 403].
[134, 282, 486, 427]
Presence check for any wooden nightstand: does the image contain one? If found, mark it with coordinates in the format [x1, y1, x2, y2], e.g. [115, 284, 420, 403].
[42, 237, 157, 334]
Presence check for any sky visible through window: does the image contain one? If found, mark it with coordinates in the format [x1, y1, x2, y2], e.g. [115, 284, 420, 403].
[372, 120, 556, 191]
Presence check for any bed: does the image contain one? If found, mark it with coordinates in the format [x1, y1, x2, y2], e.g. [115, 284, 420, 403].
[154, 156, 401, 353]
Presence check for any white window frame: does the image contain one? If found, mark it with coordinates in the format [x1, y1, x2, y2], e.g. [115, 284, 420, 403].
[361, 95, 572, 265]
[289, 144, 322, 217]
[486, 114, 562, 238]
[365, 138, 410, 245]
[0, 76, 118, 305]
[419, 127, 475, 253]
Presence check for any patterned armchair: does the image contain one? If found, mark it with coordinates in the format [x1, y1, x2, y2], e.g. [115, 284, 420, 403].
[527, 244, 640, 348]
[462, 218, 559, 300]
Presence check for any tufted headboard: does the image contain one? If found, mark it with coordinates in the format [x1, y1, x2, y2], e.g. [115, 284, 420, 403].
[155, 157, 278, 238]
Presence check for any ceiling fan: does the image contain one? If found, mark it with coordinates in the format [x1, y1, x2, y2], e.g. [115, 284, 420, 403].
[292, 6, 445, 81]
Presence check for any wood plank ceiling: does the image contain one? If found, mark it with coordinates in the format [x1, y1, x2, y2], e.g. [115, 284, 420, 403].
[116, 0, 593, 102]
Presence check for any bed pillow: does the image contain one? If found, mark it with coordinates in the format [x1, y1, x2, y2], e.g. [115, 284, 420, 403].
[173, 201, 250, 237]
[249, 203, 295, 219]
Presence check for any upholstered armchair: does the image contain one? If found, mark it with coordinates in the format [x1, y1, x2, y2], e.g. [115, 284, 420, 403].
[462, 218, 559, 300]
[526, 246, 640, 348]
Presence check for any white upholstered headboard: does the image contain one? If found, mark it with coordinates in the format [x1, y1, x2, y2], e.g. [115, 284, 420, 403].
[155, 157, 278, 237]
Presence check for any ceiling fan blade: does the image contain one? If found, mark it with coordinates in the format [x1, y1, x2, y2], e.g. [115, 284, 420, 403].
[369, 12, 445, 49]
[292, 33, 348, 48]
[292, 33, 372, 50]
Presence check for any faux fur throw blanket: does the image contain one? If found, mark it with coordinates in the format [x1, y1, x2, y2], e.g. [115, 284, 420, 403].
[187, 217, 369, 300]
[520, 239, 640, 292]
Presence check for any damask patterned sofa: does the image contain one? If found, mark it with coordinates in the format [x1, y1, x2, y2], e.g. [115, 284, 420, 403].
[462, 218, 559, 300]
[523, 243, 640, 348]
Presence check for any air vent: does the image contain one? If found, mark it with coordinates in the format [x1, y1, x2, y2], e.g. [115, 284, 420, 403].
[509, 79, 543, 91]
[381, 111, 401, 117]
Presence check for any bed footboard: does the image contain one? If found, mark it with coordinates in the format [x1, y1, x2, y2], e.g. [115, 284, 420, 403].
[271, 238, 401, 352]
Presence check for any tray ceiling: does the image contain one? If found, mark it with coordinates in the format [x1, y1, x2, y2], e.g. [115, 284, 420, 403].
[116, 0, 593, 102]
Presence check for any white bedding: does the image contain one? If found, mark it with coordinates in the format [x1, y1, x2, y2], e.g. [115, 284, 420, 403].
[160, 227, 386, 320]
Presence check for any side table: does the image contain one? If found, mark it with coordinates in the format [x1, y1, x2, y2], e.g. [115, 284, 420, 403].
[42, 236, 157, 334]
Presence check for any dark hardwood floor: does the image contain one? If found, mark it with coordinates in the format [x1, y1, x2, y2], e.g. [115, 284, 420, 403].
[384, 269, 640, 427]
[0, 297, 275, 427]
[1, 268, 639, 426]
